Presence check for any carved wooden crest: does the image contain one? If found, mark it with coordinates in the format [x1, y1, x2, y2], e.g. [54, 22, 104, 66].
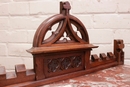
[0, 1, 124, 87]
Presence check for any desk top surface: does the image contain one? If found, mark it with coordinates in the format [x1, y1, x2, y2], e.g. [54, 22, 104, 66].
[42, 65, 130, 87]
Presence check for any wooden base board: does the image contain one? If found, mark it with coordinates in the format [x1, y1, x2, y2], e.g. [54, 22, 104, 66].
[6, 62, 118, 87]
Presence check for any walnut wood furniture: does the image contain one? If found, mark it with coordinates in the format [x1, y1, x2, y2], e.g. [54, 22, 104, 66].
[0, 2, 124, 87]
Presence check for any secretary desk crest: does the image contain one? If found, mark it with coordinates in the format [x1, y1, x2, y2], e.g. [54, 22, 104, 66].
[0, 2, 124, 87]
[29, 1, 98, 80]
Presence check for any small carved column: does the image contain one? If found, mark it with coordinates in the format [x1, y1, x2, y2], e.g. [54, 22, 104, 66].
[114, 40, 124, 65]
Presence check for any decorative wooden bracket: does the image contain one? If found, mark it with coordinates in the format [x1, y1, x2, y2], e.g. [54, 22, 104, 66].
[0, 2, 124, 87]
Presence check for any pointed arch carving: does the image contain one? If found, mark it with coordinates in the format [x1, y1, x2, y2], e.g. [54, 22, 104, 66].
[33, 4, 89, 47]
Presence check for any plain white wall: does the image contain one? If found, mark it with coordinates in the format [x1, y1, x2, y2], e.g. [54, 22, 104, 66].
[0, 0, 130, 70]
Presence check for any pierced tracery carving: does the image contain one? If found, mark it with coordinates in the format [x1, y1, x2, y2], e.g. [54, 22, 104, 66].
[47, 55, 83, 73]
[33, 2, 89, 47]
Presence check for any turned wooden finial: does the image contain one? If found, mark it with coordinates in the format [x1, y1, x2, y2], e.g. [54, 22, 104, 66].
[60, 1, 71, 15]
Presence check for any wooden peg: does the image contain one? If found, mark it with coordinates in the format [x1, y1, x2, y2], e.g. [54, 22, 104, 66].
[107, 52, 115, 59]
[91, 54, 99, 62]
[100, 53, 107, 60]
[15, 64, 26, 77]
[0, 66, 6, 80]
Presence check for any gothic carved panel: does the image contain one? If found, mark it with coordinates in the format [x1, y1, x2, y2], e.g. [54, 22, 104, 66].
[47, 55, 82, 73]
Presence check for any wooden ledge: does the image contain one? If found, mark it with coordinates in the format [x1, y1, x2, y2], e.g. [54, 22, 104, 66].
[27, 44, 98, 54]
